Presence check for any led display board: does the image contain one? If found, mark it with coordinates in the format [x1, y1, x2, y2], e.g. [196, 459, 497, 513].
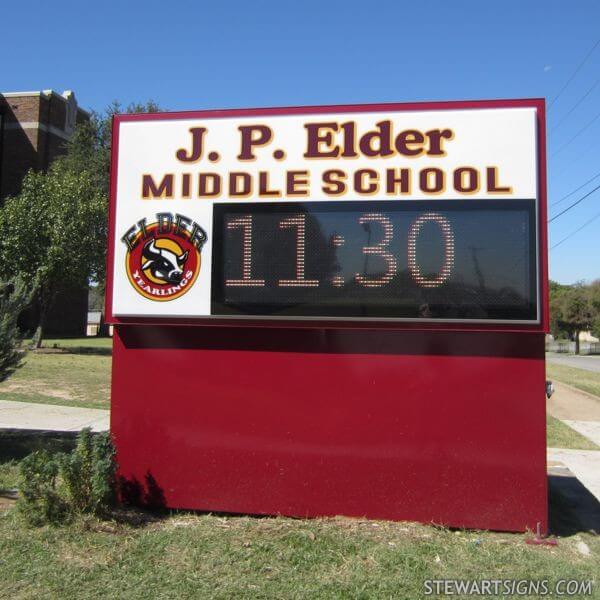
[107, 102, 543, 328]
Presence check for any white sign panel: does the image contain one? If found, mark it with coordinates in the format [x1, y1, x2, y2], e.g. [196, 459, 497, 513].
[108, 102, 540, 324]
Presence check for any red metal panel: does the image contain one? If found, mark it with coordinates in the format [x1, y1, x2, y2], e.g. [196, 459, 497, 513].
[111, 326, 547, 532]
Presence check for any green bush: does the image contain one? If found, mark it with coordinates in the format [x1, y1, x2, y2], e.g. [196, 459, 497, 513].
[17, 450, 68, 526]
[16, 428, 117, 525]
[0, 278, 30, 381]
[61, 429, 116, 516]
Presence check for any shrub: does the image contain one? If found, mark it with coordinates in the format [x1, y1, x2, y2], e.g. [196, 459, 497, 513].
[0, 278, 30, 381]
[61, 429, 116, 516]
[16, 429, 117, 525]
[17, 450, 69, 526]
[89, 431, 117, 511]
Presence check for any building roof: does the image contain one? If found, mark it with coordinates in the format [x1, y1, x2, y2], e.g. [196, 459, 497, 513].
[0, 90, 90, 116]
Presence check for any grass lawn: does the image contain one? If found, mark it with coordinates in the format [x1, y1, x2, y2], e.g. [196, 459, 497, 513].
[546, 363, 600, 398]
[546, 415, 599, 450]
[0, 352, 111, 410]
[0, 509, 597, 599]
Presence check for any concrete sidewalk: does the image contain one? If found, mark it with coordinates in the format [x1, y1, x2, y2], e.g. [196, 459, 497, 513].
[563, 420, 600, 447]
[547, 381, 600, 422]
[0, 400, 109, 432]
[547, 380, 600, 447]
[546, 380, 600, 505]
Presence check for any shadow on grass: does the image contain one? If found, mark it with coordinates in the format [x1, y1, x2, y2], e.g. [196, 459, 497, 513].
[36, 347, 112, 357]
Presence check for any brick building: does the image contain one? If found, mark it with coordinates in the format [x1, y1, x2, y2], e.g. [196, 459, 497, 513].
[0, 90, 91, 336]
[0, 90, 89, 199]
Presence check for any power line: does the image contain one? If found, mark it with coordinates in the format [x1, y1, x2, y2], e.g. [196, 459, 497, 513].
[550, 76, 600, 133]
[548, 37, 600, 110]
[548, 183, 600, 222]
[550, 170, 600, 207]
[551, 209, 600, 250]
[552, 136, 600, 176]
[551, 107, 600, 157]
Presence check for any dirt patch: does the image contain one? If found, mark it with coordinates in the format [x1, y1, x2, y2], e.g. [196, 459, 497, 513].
[57, 543, 113, 569]
[0, 381, 75, 401]
[0, 490, 18, 511]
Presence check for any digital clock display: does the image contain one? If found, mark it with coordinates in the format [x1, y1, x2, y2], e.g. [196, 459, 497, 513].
[211, 200, 537, 322]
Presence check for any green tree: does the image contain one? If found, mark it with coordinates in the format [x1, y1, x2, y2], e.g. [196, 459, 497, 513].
[549, 280, 570, 339]
[61, 100, 162, 196]
[0, 100, 161, 344]
[589, 279, 600, 340]
[0, 278, 31, 380]
[556, 284, 594, 354]
[0, 164, 106, 347]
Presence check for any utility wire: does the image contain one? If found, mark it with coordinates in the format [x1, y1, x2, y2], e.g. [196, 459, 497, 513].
[548, 183, 600, 222]
[548, 37, 600, 110]
[551, 107, 600, 157]
[552, 136, 600, 176]
[550, 76, 600, 133]
[550, 170, 600, 206]
[551, 210, 600, 249]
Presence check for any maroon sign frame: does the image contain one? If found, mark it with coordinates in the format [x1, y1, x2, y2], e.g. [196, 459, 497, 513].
[107, 99, 548, 533]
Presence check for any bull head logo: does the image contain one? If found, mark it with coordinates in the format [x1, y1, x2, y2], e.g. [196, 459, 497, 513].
[141, 239, 189, 284]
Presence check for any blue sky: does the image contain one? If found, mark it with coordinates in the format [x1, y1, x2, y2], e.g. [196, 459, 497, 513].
[3, 1, 599, 284]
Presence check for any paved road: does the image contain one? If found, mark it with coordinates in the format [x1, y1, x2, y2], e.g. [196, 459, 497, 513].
[0, 400, 109, 432]
[547, 353, 600, 373]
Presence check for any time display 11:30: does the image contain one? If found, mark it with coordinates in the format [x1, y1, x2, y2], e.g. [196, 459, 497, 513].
[224, 211, 455, 290]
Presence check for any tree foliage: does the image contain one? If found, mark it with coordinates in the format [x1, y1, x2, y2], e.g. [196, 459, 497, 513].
[549, 280, 596, 353]
[0, 100, 161, 345]
[589, 279, 600, 339]
[0, 278, 31, 380]
[0, 164, 106, 344]
[61, 100, 162, 196]
[549, 280, 571, 339]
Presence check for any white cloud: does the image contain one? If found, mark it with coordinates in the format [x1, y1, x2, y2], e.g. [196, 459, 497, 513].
[544, 65, 552, 72]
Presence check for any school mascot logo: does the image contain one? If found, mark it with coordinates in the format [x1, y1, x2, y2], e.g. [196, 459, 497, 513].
[121, 213, 207, 301]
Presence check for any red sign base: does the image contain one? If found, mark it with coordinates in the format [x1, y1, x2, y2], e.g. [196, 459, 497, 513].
[111, 325, 547, 533]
